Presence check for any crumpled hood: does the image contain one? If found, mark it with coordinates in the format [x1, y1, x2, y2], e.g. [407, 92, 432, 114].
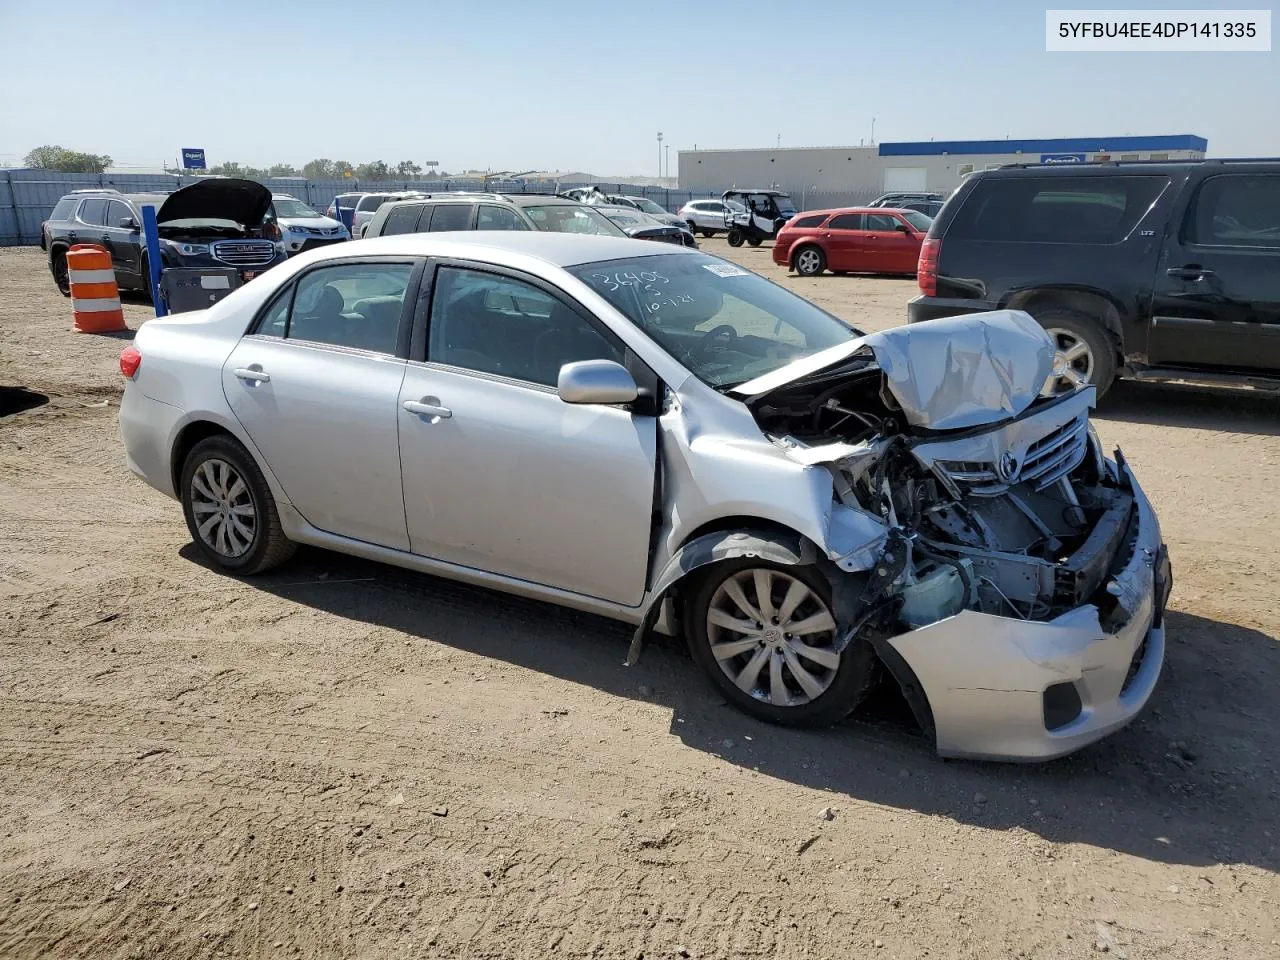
[734, 309, 1056, 431]
[157, 178, 273, 226]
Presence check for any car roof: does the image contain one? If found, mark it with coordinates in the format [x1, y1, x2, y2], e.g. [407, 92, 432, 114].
[795, 207, 903, 217]
[306, 231, 695, 268]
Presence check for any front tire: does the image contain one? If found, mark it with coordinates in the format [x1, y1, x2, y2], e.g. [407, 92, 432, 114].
[686, 560, 877, 727]
[51, 248, 70, 296]
[793, 245, 826, 277]
[180, 435, 295, 575]
[726, 228, 744, 248]
[1035, 308, 1117, 397]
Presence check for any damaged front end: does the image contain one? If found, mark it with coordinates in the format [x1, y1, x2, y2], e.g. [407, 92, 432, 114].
[738, 310, 1172, 760]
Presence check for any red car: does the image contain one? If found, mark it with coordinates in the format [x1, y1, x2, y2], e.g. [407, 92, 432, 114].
[773, 206, 933, 277]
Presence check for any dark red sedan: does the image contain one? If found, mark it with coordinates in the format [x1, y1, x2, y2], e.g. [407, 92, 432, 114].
[773, 207, 933, 277]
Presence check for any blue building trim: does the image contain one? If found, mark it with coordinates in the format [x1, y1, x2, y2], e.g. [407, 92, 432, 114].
[878, 135, 1207, 157]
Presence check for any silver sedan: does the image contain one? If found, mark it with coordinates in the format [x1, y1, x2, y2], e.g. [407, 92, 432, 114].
[119, 233, 1171, 761]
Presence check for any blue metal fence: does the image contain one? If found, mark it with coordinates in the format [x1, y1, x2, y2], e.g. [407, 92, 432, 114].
[0, 169, 876, 246]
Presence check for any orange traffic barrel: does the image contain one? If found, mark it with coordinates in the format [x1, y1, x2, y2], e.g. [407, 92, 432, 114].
[68, 244, 127, 334]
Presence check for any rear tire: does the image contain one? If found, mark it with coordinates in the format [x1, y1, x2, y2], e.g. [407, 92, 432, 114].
[180, 435, 296, 575]
[1034, 308, 1117, 397]
[747, 237, 762, 247]
[793, 245, 826, 277]
[701, 229, 716, 238]
[686, 559, 877, 727]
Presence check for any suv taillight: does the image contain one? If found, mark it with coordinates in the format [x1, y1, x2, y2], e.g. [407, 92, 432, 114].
[917, 238, 940, 297]
[120, 346, 141, 379]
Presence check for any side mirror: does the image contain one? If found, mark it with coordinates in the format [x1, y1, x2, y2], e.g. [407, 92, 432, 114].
[897, 223, 912, 234]
[557, 359, 638, 405]
[121, 217, 139, 231]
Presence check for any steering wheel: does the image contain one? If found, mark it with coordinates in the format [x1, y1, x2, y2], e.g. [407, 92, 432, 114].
[696, 324, 739, 357]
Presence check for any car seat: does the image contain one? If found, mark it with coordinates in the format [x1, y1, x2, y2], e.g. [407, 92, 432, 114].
[531, 304, 617, 386]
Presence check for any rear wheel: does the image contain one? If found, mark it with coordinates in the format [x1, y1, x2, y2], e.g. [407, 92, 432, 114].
[687, 560, 877, 727]
[747, 237, 763, 247]
[701, 229, 716, 238]
[1035, 308, 1117, 397]
[793, 245, 826, 277]
[180, 435, 295, 575]
[51, 248, 70, 296]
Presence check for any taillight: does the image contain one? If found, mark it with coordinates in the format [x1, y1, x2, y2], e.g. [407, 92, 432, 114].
[120, 346, 141, 379]
[917, 238, 940, 296]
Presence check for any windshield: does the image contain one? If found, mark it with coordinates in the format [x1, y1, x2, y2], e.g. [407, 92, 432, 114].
[601, 209, 646, 226]
[632, 198, 667, 215]
[770, 194, 797, 215]
[523, 204, 627, 237]
[569, 253, 860, 387]
[903, 210, 933, 232]
[273, 198, 320, 218]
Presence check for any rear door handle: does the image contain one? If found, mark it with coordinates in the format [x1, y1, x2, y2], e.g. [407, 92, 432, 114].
[1166, 266, 1215, 280]
[233, 367, 270, 383]
[403, 399, 452, 419]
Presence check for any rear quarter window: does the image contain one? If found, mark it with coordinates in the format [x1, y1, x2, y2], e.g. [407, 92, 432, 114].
[380, 204, 425, 236]
[49, 198, 79, 221]
[948, 175, 1169, 244]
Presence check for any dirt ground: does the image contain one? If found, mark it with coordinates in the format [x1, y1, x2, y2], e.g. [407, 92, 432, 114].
[1, 240, 1278, 960]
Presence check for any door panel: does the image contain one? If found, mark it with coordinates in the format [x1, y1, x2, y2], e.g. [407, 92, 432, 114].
[862, 213, 917, 273]
[397, 366, 657, 605]
[823, 213, 862, 270]
[103, 201, 141, 279]
[1149, 174, 1280, 370]
[223, 339, 410, 548]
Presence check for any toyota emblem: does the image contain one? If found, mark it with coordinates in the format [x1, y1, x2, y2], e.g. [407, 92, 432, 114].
[996, 451, 1021, 484]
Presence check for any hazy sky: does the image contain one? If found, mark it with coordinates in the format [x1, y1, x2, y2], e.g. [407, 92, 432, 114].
[1, 0, 1276, 175]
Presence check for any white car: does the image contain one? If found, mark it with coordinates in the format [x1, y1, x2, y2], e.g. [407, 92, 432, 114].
[117, 233, 1170, 761]
[678, 198, 748, 237]
[272, 195, 349, 255]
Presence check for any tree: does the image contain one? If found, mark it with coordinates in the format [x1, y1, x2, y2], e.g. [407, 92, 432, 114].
[395, 160, 422, 178]
[302, 158, 335, 179]
[24, 145, 112, 173]
[355, 160, 391, 181]
[268, 163, 301, 178]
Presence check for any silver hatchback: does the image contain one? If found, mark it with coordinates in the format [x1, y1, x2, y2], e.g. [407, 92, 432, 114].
[118, 233, 1170, 762]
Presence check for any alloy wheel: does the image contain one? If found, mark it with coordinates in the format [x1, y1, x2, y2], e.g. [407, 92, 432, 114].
[1045, 327, 1095, 391]
[795, 249, 822, 276]
[706, 569, 840, 707]
[189, 457, 257, 558]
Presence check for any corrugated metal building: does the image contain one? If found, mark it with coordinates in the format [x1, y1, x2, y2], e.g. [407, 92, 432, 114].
[677, 135, 1209, 196]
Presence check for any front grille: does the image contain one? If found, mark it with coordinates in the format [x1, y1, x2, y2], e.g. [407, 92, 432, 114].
[935, 414, 1089, 496]
[212, 240, 277, 267]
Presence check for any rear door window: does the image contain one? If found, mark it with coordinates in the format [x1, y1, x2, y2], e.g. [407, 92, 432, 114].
[1186, 175, 1280, 249]
[791, 214, 827, 228]
[427, 203, 474, 232]
[828, 213, 864, 230]
[477, 205, 529, 231]
[77, 199, 107, 226]
[949, 175, 1169, 244]
[285, 262, 415, 354]
[381, 203, 425, 236]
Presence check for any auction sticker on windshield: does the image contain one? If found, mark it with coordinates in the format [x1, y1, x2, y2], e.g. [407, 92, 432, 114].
[703, 263, 749, 278]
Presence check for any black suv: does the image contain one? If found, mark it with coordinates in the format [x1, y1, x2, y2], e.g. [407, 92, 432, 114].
[909, 160, 1280, 394]
[44, 178, 288, 297]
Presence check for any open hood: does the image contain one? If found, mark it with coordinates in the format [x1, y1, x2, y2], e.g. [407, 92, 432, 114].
[156, 178, 273, 226]
[734, 310, 1056, 431]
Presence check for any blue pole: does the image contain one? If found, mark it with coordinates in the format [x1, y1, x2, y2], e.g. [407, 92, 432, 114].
[141, 204, 167, 318]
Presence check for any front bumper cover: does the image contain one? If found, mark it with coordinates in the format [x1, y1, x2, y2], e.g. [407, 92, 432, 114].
[885, 460, 1169, 761]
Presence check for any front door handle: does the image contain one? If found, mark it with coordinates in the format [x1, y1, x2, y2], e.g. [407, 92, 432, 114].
[1167, 266, 1215, 280]
[233, 367, 270, 383]
[403, 399, 452, 419]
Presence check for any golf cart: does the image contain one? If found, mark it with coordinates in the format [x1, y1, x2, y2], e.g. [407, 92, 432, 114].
[722, 189, 797, 247]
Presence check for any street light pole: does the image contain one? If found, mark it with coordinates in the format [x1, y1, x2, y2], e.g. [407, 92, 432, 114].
[657, 131, 663, 181]
[664, 145, 670, 181]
